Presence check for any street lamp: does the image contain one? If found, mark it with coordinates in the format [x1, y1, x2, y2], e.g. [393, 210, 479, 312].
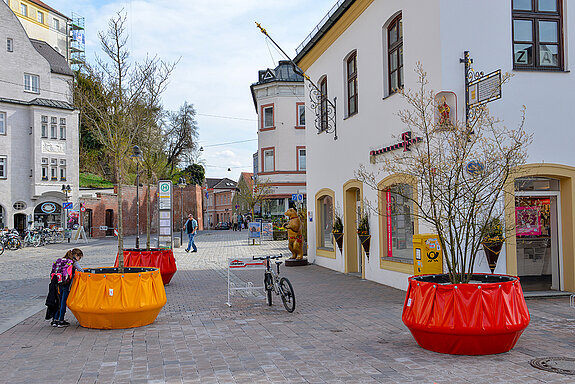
[131, 145, 142, 249]
[61, 184, 71, 243]
[178, 176, 186, 244]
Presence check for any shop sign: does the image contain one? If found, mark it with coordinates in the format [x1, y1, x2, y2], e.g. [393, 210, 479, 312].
[41, 202, 57, 214]
[370, 131, 423, 157]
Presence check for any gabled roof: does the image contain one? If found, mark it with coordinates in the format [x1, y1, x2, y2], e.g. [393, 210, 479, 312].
[28, 0, 70, 20]
[213, 178, 237, 190]
[205, 178, 222, 189]
[30, 39, 73, 76]
[238, 172, 254, 190]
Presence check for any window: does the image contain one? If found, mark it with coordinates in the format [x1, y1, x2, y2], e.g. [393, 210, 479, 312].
[50, 123, 57, 138]
[20, 3, 27, 17]
[41, 123, 47, 137]
[59, 119, 66, 139]
[0, 112, 5, 135]
[41, 158, 48, 180]
[388, 15, 403, 93]
[384, 184, 414, 263]
[296, 103, 305, 127]
[53, 18, 60, 31]
[346, 52, 358, 116]
[263, 148, 274, 172]
[60, 166, 66, 181]
[7, 38, 13, 52]
[512, 0, 563, 69]
[297, 147, 306, 171]
[0, 157, 6, 178]
[319, 76, 328, 131]
[24, 74, 39, 93]
[37, 11, 44, 24]
[261, 104, 274, 129]
[318, 195, 334, 250]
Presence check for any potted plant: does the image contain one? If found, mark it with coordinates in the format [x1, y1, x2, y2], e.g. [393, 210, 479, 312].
[332, 208, 344, 253]
[356, 65, 531, 355]
[481, 218, 505, 273]
[356, 208, 371, 258]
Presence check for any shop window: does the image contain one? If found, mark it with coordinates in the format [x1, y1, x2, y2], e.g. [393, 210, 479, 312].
[383, 184, 414, 263]
[512, 0, 563, 70]
[318, 195, 334, 250]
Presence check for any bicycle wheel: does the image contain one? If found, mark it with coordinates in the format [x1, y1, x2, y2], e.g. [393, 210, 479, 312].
[54, 231, 65, 243]
[7, 238, 20, 250]
[0, 242, 4, 255]
[32, 234, 41, 247]
[264, 274, 273, 306]
[279, 277, 296, 313]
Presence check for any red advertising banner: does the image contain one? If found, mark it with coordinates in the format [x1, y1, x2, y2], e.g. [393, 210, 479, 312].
[386, 190, 393, 257]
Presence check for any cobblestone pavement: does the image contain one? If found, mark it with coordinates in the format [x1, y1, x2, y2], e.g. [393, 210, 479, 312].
[1, 230, 575, 383]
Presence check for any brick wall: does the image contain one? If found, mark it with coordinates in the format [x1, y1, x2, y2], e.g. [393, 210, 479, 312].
[81, 184, 203, 238]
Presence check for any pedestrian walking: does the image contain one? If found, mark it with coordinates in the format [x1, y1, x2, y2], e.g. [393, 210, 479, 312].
[232, 214, 238, 231]
[238, 214, 242, 232]
[183, 214, 198, 252]
[47, 248, 84, 327]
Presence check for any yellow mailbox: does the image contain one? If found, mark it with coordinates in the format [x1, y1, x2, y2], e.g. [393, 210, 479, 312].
[413, 234, 443, 275]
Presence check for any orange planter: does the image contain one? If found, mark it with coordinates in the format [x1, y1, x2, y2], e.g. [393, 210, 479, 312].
[402, 274, 530, 355]
[115, 248, 177, 285]
[67, 267, 166, 329]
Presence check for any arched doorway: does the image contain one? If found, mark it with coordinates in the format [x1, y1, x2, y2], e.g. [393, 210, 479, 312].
[34, 202, 63, 228]
[343, 180, 363, 277]
[506, 164, 575, 292]
[13, 213, 26, 233]
[105, 209, 114, 236]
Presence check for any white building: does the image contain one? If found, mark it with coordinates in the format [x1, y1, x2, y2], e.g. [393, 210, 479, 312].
[4, 0, 85, 68]
[1, 1, 79, 231]
[250, 61, 306, 217]
[295, 0, 575, 293]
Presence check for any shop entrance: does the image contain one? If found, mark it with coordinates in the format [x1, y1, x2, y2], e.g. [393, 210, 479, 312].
[13, 214, 27, 233]
[515, 177, 561, 291]
[34, 202, 63, 229]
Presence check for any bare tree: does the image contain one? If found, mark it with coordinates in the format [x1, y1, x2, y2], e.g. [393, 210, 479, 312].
[75, 11, 175, 269]
[164, 102, 199, 172]
[235, 177, 274, 218]
[356, 64, 531, 283]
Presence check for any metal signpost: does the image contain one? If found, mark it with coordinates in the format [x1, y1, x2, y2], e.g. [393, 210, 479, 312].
[460, 51, 502, 132]
[157, 180, 173, 248]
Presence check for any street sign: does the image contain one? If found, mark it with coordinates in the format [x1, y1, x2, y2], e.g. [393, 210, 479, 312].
[63, 202, 73, 209]
[157, 180, 173, 248]
[99, 226, 108, 231]
[292, 193, 303, 202]
[292, 194, 297, 201]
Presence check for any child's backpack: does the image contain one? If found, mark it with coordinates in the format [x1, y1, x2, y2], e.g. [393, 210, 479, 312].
[51, 258, 74, 284]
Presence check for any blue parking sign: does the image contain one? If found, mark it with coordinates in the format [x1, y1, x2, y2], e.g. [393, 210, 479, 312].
[63, 202, 73, 209]
[292, 194, 298, 201]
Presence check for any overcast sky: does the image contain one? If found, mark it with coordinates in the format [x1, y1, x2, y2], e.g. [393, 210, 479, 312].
[46, 0, 337, 181]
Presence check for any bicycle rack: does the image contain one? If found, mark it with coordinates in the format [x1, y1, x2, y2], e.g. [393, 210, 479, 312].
[226, 258, 267, 307]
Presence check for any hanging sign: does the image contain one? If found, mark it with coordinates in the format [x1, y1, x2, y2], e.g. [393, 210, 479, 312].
[468, 70, 502, 107]
[41, 202, 57, 213]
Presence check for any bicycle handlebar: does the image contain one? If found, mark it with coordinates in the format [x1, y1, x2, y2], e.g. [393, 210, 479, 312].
[253, 254, 283, 261]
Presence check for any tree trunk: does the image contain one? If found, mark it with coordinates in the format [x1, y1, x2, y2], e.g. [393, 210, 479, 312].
[116, 155, 124, 272]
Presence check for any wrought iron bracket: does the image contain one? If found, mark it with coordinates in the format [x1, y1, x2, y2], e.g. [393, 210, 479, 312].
[460, 51, 484, 133]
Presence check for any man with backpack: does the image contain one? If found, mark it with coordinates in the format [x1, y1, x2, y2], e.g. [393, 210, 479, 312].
[183, 214, 198, 253]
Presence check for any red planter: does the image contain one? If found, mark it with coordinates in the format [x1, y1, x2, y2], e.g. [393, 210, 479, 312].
[402, 274, 530, 355]
[115, 248, 177, 285]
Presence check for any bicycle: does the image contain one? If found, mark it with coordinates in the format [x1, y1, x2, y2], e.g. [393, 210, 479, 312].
[23, 229, 42, 247]
[253, 254, 296, 312]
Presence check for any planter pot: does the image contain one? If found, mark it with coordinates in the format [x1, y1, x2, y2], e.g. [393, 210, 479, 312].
[402, 274, 530, 355]
[333, 232, 344, 253]
[482, 241, 504, 273]
[67, 267, 167, 329]
[115, 248, 177, 285]
[358, 234, 371, 257]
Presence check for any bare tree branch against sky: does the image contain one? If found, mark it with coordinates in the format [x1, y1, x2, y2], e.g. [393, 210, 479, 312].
[49, 0, 337, 180]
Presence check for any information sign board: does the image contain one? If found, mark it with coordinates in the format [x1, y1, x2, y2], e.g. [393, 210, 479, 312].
[468, 70, 501, 107]
[248, 222, 261, 238]
[157, 180, 173, 248]
[262, 222, 273, 240]
[63, 202, 73, 210]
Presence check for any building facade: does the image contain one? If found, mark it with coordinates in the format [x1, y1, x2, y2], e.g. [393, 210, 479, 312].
[203, 177, 237, 228]
[1, 1, 79, 231]
[4, 0, 85, 67]
[250, 61, 306, 217]
[295, 0, 575, 292]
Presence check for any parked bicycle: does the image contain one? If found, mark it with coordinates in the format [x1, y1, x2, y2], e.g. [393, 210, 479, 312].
[253, 254, 295, 312]
[0, 229, 22, 252]
[23, 229, 42, 247]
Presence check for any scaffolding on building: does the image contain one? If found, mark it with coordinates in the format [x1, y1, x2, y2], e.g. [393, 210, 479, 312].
[69, 13, 85, 71]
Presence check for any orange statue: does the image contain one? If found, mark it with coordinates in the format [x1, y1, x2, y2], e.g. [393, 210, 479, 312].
[284, 208, 303, 260]
[438, 96, 451, 127]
